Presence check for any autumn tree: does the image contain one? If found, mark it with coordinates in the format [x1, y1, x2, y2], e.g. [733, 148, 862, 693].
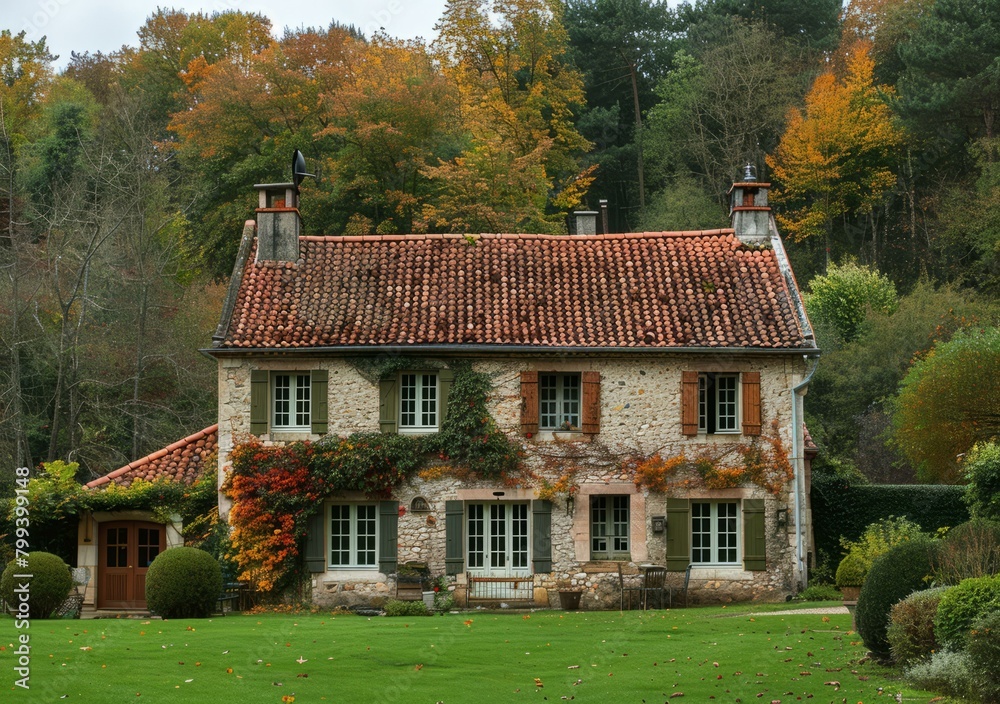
[428, 0, 593, 233]
[645, 19, 804, 204]
[767, 43, 903, 263]
[805, 260, 898, 343]
[892, 327, 1000, 483]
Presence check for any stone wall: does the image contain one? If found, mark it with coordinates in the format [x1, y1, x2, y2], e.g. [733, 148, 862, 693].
[216, 353, 811, 608]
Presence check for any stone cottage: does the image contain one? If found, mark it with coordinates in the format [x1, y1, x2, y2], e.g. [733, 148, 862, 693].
[205, 174, 820, 609]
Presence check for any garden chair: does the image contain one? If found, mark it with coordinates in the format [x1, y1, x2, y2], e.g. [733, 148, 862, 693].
[671, 565, 693, 608]
[617, 563, 642, 610]
[636, 566, 667, 610]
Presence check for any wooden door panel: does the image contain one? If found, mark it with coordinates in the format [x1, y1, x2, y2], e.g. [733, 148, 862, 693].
[98, 521, 166, 609]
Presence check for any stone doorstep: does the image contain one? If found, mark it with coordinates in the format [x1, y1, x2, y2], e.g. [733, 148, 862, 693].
[81, 608, 153, 620]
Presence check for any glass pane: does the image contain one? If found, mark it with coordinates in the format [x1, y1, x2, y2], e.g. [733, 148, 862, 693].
[490, 504, 506, 568]
[691, 502, 711, 563]
[356, 505, 376, 566]
[511, 504, 528, 569]
[295, 374, 311, 427]
[330, 505, 351, 566]
[400, 374, 416, 427]
[540, 374, 558, 429]
[467, 504, 484, 568]
[698, 375, 707, 431]
[591, 496, 608, 554]
[717, 502, 738, 563]
[274, 375, 291, 427]
[561, 374, 580, 429]
[717, 376, 737, 431]
[612, 496, 629, 552]
[420, 374, 437, 427]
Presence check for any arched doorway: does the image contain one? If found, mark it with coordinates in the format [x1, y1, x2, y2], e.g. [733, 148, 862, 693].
[97, 521, 165, 609]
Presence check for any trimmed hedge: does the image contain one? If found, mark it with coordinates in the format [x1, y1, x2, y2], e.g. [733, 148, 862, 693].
[145, 548, 222, 619]
[967, 610, 1000, 703]
[856, 537, 937, 658]
[0, 552, 73, 619]
[887, 586, 949, 666]
[812, 476, 968, 566]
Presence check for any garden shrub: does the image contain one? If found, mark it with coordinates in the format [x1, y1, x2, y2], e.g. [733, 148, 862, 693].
[886, 587, 949, 666]
[835, 552, 866, 587]
[0, 551, 72, 619]
[967, 609, 1000, 703]
[964, 442, 1000, 521]
[797, 584, 841, 601]
[905, 649, 974, 700]
[932, 518, 1000, 584]
[856, 536, 937, 658]
[383, 599, 429, 617]
[145, 547, 223, 619]
[934, 574, 1000, 649]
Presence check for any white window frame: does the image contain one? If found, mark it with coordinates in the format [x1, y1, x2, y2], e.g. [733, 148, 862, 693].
[328, 503, 378, 569]
[590, 495, 630, 560]
[540, 372, 581, 430]
[272, 372, 311, 431]
[698, 373, 740, 434]
[399, 372, 439, 433]
[466, 502, 531, 576]
[691, 501, 740, 566]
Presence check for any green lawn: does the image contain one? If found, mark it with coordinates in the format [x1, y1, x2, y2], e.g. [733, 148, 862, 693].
[3, 603, 943, 703]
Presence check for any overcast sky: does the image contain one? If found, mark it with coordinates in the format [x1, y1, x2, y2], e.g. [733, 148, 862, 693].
[1, 0, 450, 69]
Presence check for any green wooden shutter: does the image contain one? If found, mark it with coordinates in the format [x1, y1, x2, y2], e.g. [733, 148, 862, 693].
[378, 501, 399, 574]
[250, 370, 270, 436]
[311, 370, 328, 435]
[532, 500, 553, 573]
[379, 378, 398, 434]
[438, 369, 455, 428]
[666, 498, 691, 571]
[304, 509, 326, 573]
[445, 500, 464, 576]
[743, 499, 766, 571]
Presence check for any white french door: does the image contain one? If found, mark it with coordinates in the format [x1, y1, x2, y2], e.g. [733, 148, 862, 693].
[467, 503, 530, 576]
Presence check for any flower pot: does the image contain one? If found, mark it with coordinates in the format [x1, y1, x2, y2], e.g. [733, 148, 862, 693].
[558, 590, 582, 610]
[422, 591, 436, 610]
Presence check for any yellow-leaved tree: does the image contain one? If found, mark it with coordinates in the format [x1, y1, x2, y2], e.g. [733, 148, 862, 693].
[426, 0, 594, 233]
[766, 43, 903, 248]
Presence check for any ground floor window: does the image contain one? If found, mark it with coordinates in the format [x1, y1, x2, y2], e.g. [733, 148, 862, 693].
[691, 501, 739, 565]
[329, 503, 377, 568]
[590, 495, 630, 559]
[467, 503, 529, 575]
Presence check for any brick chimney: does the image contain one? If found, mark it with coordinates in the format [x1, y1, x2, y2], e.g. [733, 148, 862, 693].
[729, 164, 771, 245]
[569, 210, 598, 235]
[254, 182, 301, 263]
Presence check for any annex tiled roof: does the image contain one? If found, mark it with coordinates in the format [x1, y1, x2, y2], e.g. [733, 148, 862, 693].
[219, 231, 811, 349]
[85, 425, 218, 489]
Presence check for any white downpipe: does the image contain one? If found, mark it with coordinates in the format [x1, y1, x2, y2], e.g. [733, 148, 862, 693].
[791, 356, 819, 591]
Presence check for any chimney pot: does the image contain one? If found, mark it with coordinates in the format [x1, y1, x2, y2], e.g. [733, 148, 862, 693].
[570, 210, 599, 236]
[254, 182, 301, 263]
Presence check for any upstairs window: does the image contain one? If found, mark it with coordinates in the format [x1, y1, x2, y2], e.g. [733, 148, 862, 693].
[540, 373, 581, 430]
[698, 373, 738, 434]
[273, 373, 311, 431]
[399, 372, 438, 432]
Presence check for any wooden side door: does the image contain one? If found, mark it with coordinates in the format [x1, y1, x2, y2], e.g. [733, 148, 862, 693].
[97, 521, 165, 609]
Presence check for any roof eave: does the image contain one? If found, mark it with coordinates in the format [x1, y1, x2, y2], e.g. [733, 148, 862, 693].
[202, 344, 821, 358]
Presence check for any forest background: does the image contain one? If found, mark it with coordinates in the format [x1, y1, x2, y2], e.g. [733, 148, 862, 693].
[2, 0, 999, 504]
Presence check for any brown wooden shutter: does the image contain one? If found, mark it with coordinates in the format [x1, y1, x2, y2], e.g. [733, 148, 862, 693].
[741, 371, 762, 436]
[681, 371, 699, 436]
[520, 370, 539, 435]
[581, 371, 601, 435]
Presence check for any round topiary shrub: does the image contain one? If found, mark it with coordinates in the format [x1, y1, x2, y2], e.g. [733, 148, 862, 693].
[966, 609, 1000, 703]
[887, 586, 950, 666]
[0, 551, 72, 619]
[145, 547, 222, 619]
[836, 552, 867, 587]
[934, 574, 1000, 649]
[856, 537, 937, 658]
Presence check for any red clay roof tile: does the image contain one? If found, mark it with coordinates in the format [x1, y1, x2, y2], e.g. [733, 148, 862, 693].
[85, 425, 218, 489]
[220, 231, 809, 349]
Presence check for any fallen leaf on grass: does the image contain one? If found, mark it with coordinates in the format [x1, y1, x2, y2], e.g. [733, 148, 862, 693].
[296, 657, 308, 664]
[567, 665, 579, 669]
[670, 693, 684, 698]
[534, 677, 543, 688]
[415, 665, 423, 671]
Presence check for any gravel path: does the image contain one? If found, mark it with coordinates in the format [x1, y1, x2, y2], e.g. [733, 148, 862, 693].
[749, 606, 850, 616]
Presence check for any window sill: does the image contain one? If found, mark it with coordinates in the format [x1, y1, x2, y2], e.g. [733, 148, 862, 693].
[321, 569, 384, 582]
[397, 428, 439, 436]
[533, 431, 591, 443]
[689, 566, 753, 581]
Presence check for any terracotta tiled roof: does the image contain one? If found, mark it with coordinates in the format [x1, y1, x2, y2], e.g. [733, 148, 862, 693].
[85, 425, 218, 489]
[219, 231, 811, 349]
[803, 424, 819, 456]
